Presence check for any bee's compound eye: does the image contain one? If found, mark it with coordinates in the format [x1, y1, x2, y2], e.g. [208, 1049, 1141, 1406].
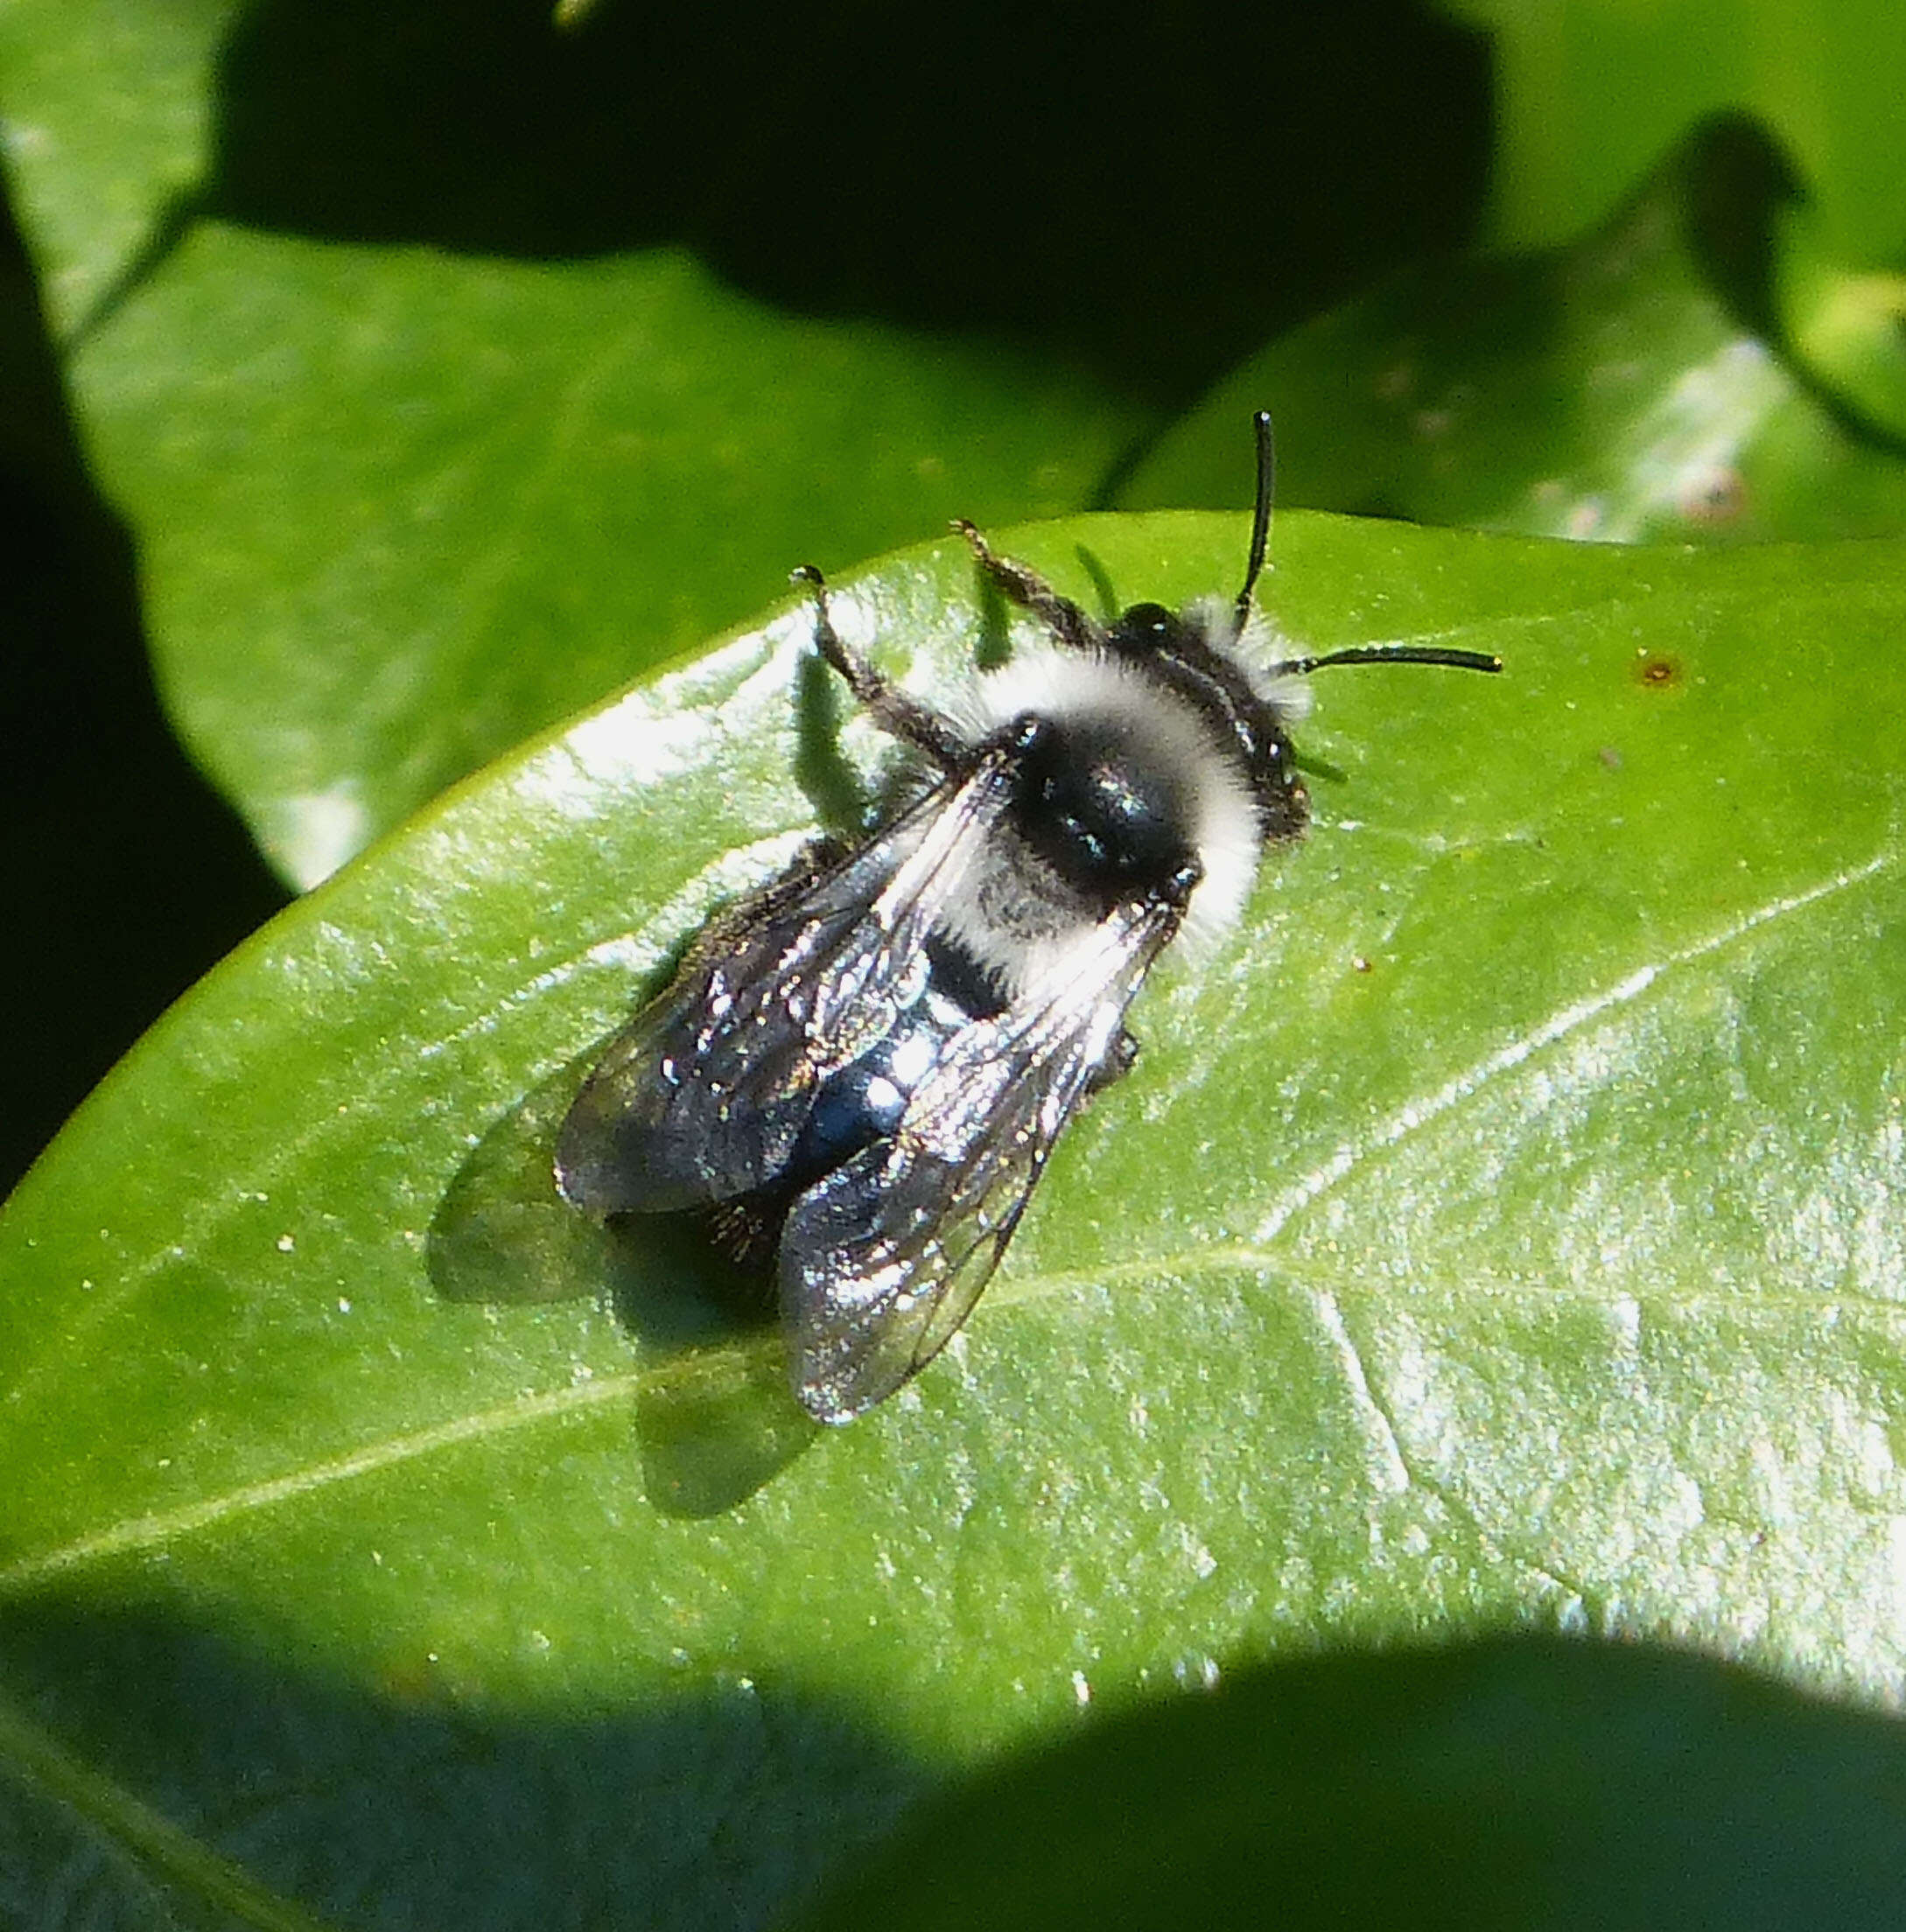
[1111, 603, 1175, 653]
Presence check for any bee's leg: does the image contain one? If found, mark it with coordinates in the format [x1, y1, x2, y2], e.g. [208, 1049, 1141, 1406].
[952, 519, 1104, 655]
[791, 566, 966, 769]
[1085, 1027, 1139, 1096]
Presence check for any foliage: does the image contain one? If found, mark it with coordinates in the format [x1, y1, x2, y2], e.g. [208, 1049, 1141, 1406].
[4, 0, 1906, 1925]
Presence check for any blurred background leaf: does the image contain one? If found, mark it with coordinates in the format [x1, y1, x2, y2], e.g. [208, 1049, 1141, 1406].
[1440, 0, 1906, 432]
[1443, 0, 1906, 266]
[1127, 129, 1906, 537]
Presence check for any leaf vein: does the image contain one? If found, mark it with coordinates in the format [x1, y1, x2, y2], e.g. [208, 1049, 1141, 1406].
[0, 1369, 648, 1593]
[1248, 847, 1897, 1243]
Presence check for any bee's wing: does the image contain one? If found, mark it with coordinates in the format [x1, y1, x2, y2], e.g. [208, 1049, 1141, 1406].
[556, 751, 1013, 1215]
[781, 895, 1185, 1422]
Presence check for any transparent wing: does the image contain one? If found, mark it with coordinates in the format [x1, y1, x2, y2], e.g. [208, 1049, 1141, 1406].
[557, 752, 1013, 1215]
[781, 895, 1185, 1422]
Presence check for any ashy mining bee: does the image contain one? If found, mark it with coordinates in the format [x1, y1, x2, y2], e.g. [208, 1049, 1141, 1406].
[557, 416, 1500, 1422]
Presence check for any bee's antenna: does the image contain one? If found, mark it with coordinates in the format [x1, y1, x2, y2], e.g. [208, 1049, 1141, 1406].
[1225, 410, 1496, 679]
[1235, 409, 1275, 626]
[1264, 643, 1504, 678]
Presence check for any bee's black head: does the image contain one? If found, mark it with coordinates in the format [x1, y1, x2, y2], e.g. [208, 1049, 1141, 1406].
[1102, 597, 1307, 842]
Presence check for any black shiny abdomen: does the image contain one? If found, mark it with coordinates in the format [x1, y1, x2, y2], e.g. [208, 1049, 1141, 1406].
[708, 967, 984, 1274]
[781, 956, 992, 1196]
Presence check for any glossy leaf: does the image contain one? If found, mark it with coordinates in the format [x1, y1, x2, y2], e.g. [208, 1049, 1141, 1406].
[4, 512, 1906, 1925]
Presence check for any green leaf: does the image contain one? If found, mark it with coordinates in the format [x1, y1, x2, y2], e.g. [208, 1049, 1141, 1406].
[1443, 0, 1906, 266]
[1127, 152, 1906, 542]
[1436, 1, 1906, 447]
[70, 223, 1143, 887]
[0, 0, 235, 337]
[4, 510, 1906, 1923]
[1775, 201, 1906, 441]
[795, 1639, 1906, 1930]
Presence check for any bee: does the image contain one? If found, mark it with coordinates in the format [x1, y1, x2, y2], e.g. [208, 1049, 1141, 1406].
[557, 415, 1500, 1423]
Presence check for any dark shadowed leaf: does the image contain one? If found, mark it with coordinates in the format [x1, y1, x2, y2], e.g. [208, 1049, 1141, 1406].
[795, 1639, 1906, 1932]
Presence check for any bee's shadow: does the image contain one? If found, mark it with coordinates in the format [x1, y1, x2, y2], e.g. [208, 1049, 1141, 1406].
[423, 637, 916, 1516]
[792, 645, 871, 842]
[790, 618, 951, 836]
[426, 1054, 819, 1516]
